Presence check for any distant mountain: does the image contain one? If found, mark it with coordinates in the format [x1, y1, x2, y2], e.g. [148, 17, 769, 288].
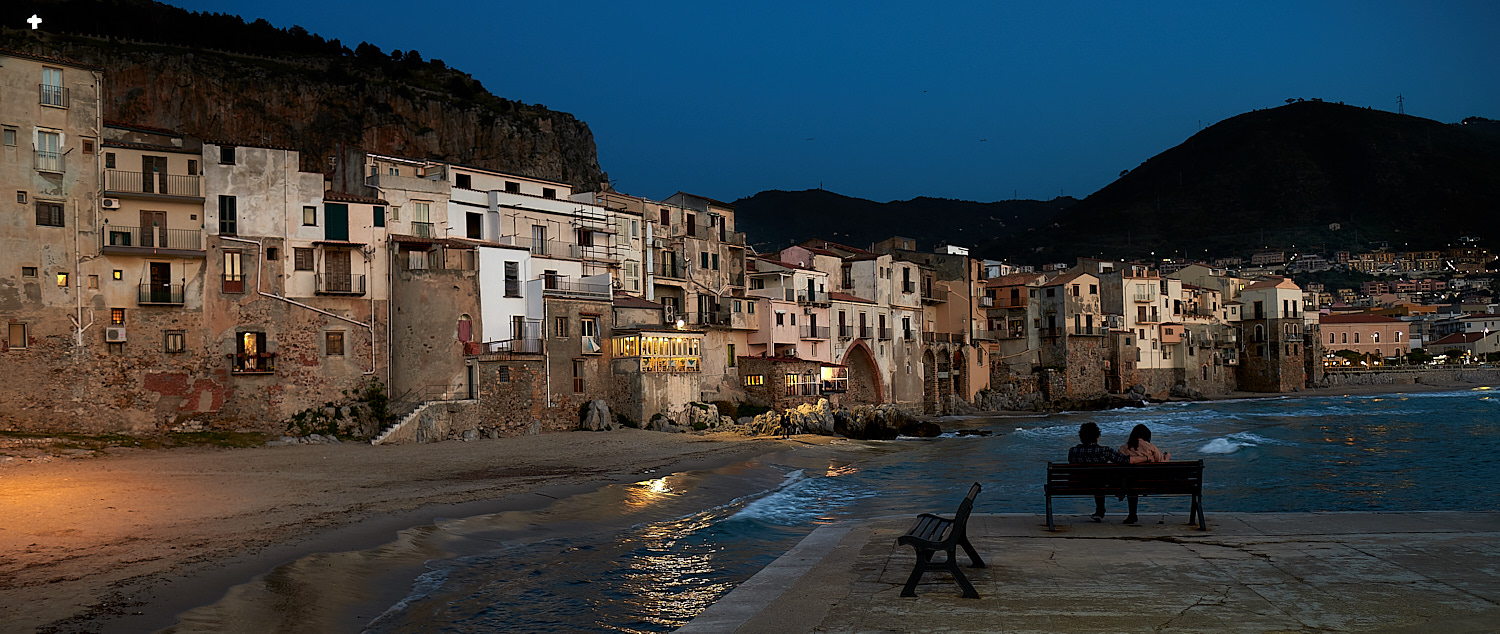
[731, 189, 1075, 254]
[2, 0, 604, 188]
[984, 102, 1500, 263]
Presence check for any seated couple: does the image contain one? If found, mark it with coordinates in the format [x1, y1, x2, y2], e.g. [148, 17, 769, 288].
[1067, 422, 1171, 525]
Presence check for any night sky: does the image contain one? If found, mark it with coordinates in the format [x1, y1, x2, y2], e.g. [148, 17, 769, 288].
[165, 1, 1498, 204]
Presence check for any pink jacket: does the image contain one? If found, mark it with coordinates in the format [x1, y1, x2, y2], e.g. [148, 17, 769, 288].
[1119, 439, 1170, 463]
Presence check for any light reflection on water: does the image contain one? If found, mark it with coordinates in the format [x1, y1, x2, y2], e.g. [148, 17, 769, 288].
[169, 389, 1499, 633]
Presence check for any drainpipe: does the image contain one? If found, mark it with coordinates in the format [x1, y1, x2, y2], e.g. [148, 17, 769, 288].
[644, 222, 654, 301]
[220, 235, 376, 375]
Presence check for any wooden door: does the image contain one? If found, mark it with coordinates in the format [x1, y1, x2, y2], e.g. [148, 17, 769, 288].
[326, 250, 351, 292]
[140, 210, 166, 248]
[149, 262, 171, 303]
[141, 155, 167, 194]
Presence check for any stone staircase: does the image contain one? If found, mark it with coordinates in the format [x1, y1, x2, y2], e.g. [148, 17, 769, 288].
[370, 400, 436, 445]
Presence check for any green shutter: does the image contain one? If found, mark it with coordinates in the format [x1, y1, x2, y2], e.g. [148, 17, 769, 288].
[325, 203, 349, 241]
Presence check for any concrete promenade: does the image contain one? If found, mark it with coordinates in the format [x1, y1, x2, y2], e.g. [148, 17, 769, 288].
[680, 512, 1500, 633]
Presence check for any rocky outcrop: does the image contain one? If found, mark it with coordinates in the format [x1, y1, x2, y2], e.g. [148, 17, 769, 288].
[580, 400, 611, 431]
[2, 30, 605, 189]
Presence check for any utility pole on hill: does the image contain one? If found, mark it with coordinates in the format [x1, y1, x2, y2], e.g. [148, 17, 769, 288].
[1397, 94, 1404, 115]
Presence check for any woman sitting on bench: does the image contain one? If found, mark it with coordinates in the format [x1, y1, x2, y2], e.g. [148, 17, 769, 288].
[1116, 424, 1171, 524]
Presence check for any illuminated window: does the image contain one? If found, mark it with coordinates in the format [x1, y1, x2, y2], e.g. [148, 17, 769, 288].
[744, 374, 765, 386]
[56, 272, 69, 287]
[112, 270, 123, 280]
[110, 308, 125, 325]
[326, 331, 344, 356]
[164, 331, 185, 353]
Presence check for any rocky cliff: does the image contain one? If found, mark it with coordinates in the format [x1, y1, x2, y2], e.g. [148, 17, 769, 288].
[1, 23, 605, 188]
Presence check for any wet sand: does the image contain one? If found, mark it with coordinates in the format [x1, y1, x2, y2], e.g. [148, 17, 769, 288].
[0, 429, 811, 633]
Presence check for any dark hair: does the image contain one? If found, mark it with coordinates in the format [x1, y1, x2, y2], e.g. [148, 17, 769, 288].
[1127, 424, 1152, 450]
[1078, 422, 1101, 444]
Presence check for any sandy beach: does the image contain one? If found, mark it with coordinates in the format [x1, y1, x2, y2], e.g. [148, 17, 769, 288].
[3, 380, 1494, 632]
[0, 429, 801, 633]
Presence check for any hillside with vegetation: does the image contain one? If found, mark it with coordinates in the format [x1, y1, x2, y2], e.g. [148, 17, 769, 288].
[732, 188, 1075, 254]
[1, 0, 605, 187]
[982, 102, 1500, 263]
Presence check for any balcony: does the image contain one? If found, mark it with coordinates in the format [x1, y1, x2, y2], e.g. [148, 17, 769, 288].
[137, 284, 185, 305]
[539, 277, 611, 300]
[34, 150, 64, 173]
[797, 290, 830, 305]
[921, 286, 945, 304]
[698, 310, 731, 327]
[979, 296, 994, 307]
[801, 325, 830, 340]
[858, 326, 872, 339]
[902, 281, 917, 294]
[230, 352, 276, 375]
[221, 274, 245, 294]
[995, 296, 1028, 309]
[104, 170, 203, 198]
[838, 325, 854, 340]
[482, 337, 543, 355]
[1039, 327, 1063, 338]
[102, 225, 205, 255]
[1132, 289, 1157, 303]
[39, 84, 69, 108]
[410, 221, 436, 238]
[316, 274, 366, 296]
[1283, 332, 1304, 343]
[878, 327, 892, 341]
[656, 253, 689, 280]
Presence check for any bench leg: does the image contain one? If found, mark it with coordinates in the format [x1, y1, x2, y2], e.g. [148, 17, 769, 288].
[1046, 495, 1055, 531]
[1194, 495, 1208, 531]
[901, 550, 932, 597]
[959, 537, 986, 569]
[945, 548, 981, 599]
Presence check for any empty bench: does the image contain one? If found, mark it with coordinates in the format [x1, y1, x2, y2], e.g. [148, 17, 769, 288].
[897, 482, 986, 598]
[1045, 461, 1206, 531]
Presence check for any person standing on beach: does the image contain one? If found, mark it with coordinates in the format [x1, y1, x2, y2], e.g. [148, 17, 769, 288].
[1115, 423, 1171, 524]
[1068, 422, 1132, 522]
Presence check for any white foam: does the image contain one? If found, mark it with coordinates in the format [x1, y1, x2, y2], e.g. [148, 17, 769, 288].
[1198, 437, 1247, 454]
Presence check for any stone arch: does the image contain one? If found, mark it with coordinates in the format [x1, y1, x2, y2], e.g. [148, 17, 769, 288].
[935, 346, 953, 408]
[922, 349, 937, 415]
[841, 340, 884, 405]
[953, 348, 968, 402]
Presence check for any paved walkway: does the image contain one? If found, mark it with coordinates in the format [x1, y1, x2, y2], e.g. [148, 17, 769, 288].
[680, 512, 1500, 633]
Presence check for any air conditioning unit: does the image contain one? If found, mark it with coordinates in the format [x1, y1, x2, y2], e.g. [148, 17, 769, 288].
[105, 327, 127, 343]
[101, 198, 121, 209]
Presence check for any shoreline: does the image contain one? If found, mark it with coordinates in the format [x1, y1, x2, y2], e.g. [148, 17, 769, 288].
[0, 429, 817, 633]
[3, 381, 1493, 631]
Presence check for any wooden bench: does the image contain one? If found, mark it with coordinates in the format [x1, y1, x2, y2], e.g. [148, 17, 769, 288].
[897, 482, 985, 598]
[1045, 461, 1206, 531]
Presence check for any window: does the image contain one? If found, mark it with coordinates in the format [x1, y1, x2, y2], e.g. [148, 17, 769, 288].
[164, 330, 186, 353]
[111, 308, 125, 325]
[104, 151, 115, 168]
[554, 316, 569, 338]
[630, 220, 639, 237]
[504, 261, 520, 297]
[35, 201, 64, 227]
[727, 343, 736, 367]
[294, 247, 314, 271]
[21, 267, 37, 278]
[1090, 284, 1098, 294]
[1354, 333, 1360, 344]
[1372, 332, 1380, 343]
[303, 206, 317, 226]
[776, 312, 785, 326]
[466, 212, 483, 239]
[112, 270, 122, 280]
[36, 131, 62, 172]
[266, 247, 279, 261]
[223, 251, 244, 293]
[543, 187, 557, 199]
[572, 359, 585, 392]
[1072, 284, 1080, 296]
[40, 67, 65, 106]
[1342, 332, 1348, 344]
[505, 181, 519, 193]
[745, 374, 765, 386]
[456, 173, 472, 189]
[220, 146, 236, 165]
[87, 275, 98, 289]
[700, 252, 709, 269]
[8, 323, 28, 350]
[660, 208, 670, 225]
[390, 205, 400, 221]
[233, 331, 272, 373]
[218, 196, 237, 235]
[57, 272, 69, 288]
[413, 201, 430, 223]
[373, 206, 385, 227]
[16, 191, 27, 204]
[1, 127, 15, 146]
[82, 139, 94, 154]
[711, 253, 720, 270]
[581, 317, 599, 338]
[496, 366, 511, 382]
[326, 331, 345, 356]
[1046, 288, 1055, 297]
[187, 159, 198, 176]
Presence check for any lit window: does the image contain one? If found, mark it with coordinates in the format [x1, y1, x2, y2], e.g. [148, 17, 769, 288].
[165, 331, 186, 353]
[110, 308, 125, 325]
[56, 272, 69, 287]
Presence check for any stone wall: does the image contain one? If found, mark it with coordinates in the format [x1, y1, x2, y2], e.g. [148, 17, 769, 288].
[1315, 367, 1500, 389]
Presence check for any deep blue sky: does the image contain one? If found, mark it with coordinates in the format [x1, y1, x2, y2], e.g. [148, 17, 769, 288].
[172, 1, 1498, 204]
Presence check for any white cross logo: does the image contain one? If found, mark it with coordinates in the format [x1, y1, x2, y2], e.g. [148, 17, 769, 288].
[28, 14, 42, 30]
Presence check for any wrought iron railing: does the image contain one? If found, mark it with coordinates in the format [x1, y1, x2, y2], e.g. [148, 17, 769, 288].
[39, 84, 68, 107]
[104, 170, 202, 197]
[137, 284, 185, 305]
[102, 225, 204, 251]
[317, 274, 366, 295]
[800, 325, 830, 339]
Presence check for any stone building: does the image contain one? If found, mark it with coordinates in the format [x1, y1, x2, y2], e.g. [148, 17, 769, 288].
[1035, 272, 1107, 400]
[1235, 277, 1307, 392]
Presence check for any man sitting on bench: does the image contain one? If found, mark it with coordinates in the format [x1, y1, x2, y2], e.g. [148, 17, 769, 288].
[1068, 422, 1132, 523]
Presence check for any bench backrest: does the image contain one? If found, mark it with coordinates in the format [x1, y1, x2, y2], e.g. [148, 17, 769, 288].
[1046, 461, 1203, 495]
[951, 482, 982, 540]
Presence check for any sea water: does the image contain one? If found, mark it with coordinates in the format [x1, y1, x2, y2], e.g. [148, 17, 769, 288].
[170, 389, 1500, 633]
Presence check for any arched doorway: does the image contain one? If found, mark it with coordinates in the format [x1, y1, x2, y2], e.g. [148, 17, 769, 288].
[922, 349, 937, 415]
[953, 348, 968, 402]
[841, 341, 883, 405]
[935, 347, 952, 412]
